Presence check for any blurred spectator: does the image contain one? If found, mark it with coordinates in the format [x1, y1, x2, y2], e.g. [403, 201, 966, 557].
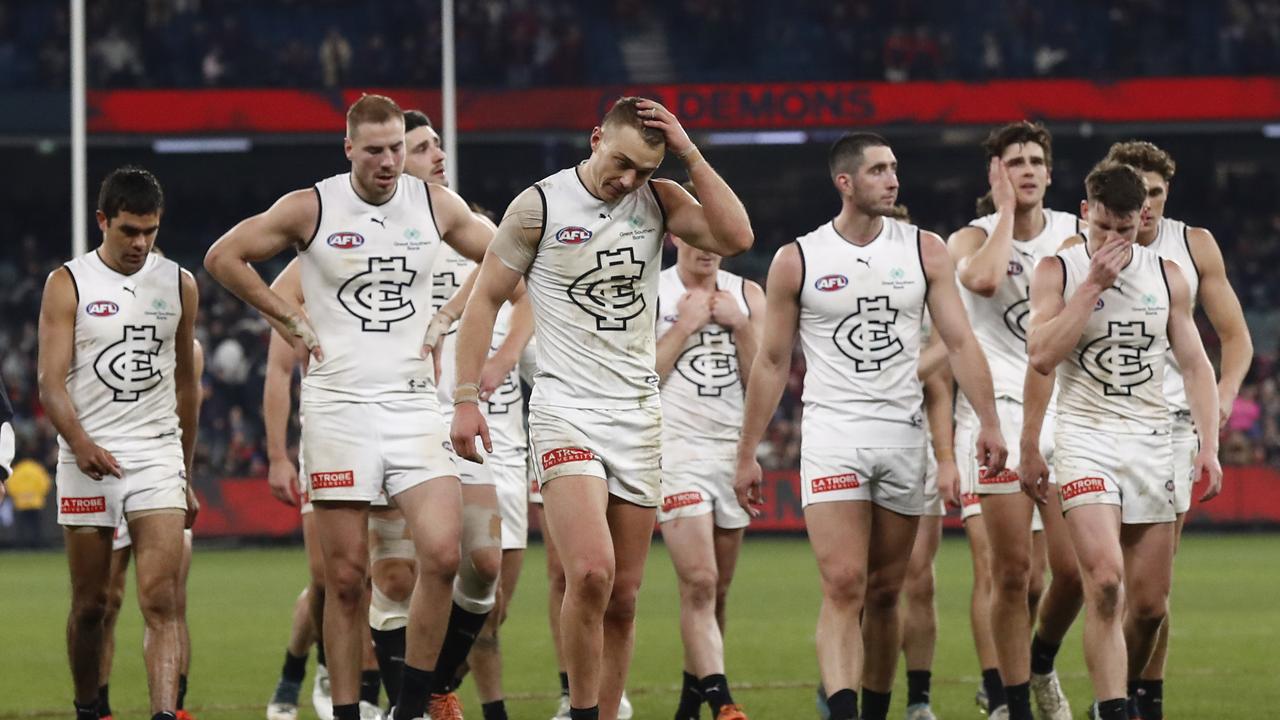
[319, 27, 353, 88]
[7, 458, 51, 548]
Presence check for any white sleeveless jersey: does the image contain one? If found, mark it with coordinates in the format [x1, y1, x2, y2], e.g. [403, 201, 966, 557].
[796, 218, 928, 447]
[656, 267, 750, 461]
[432, 245, 527, 464]
[59, 251, 184, 463]
[1146, 217, 1199, 413]
[955, 209, 1079, 426]
[523, 166, 665, 409]
[1055, 243, 1172, 434]
[300, 173, 443, 405]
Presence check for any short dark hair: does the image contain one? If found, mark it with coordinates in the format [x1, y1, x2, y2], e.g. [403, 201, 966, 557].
[981, 120, 1053, 167]
[828, 132, 889, 178]
[601, 97, 665, 147]
[1105, 141, 1176, 183]
[97, 166, 164, 220]
[404, 110, 433, 134]
[1085, 161, 1146, 215]
[346, 94, 403, 138]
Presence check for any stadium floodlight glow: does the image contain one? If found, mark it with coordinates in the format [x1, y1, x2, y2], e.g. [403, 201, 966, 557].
[1264, 124, 1280, 138]
[152, 137, 253, 154]
[703, 131, 808, 146]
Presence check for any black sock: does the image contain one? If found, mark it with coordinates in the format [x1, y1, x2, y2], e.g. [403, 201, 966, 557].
[316, 638, 326, 668]
[429, 603, 490, 694]
[1096, 698, 1128, 720]
[1030, 633, 1060, 675]
[1126, 679, 1140, 718]
[700, 673, 733, 715]
[370, 626, 407, 703]
[481, 699, 508, 720]
[76, 701, 99, 720]
[360, 670, 382, 705]
[559, 671, 570, 695]
[675, 671, 702, 718]
[982, 668, 1007, 710]
[97, 685, 112, 718]
[1006, 682, 1032, 720]
[394, 664, 433, 720]
[860, 688, 891, 720]
[826, 688, 858, 720]
[569, 706, 599, 720]
[282, 650, 308, 684]
[177, 674, 188, 710]
[1136, 679, 1164, 720]
[333, 703, 360, 720]
[151, 713, 177, 720]
[906, 670, 931, 706]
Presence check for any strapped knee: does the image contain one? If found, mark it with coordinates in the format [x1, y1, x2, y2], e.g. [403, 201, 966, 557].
[451, 505, 502, 614]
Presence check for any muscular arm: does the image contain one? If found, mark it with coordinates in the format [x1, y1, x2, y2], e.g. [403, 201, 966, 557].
[1166, 260, 1219, 453]
[37, 268, 97, 459]
[1020, 365, 1055, 455]
[1188, 227, 1253, 421]
[203, 189, 318, 344]
[916, 326, 949, 382]
[952, 222, 1013, 298]
[433, 185, 496, 263]
[734, 280, 766, 388]
[1026, 254, 1097, 375]
[736, 245, 801, 463]
[654, 178, 753, 258]
[174, 270, 200, 474]
[922, 361, 955, 461]
[655, 315, 699, 382]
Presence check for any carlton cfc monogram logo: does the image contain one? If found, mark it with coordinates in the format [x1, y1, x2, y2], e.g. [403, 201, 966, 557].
[1004, 298, 1031, 342]
[1081, 320, 1154, 395]
[568, 248, 646, 331]
[339, 256, 418, 331]
[675, 327, 739, 396]
[833, 295, 904, 372]
[93, 325, 164, 401]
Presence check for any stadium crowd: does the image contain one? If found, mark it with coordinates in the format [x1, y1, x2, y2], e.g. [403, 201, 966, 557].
[1, 0, 1279, 90]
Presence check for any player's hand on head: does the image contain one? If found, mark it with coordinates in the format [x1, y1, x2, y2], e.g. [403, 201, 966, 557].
[733, 455, 764, 518]
[286, 311, 323, 362]
[989, 157, 1016, 213]
[184, 482, 200, 529]
[450, 402, 491, 464]
[676, 289, 713, 331]
[937, 459, 962, 509]
[1196, 448, 1223, 502]
[267, 458, 300, 506]
[635, 98, 695, 157]
[710, 291, 747, 330]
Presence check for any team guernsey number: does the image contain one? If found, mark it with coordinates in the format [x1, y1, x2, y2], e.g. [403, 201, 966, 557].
[1080, 320, 1155, 395]
[568, 247, 646, 331]
[674, 327, 739, 396]
[93, 325, 164, 401]
[832, 295, 904, 372]
[338, 256, 418, 331]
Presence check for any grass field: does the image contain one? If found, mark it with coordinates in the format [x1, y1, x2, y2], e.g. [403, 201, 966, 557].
[1, 534, 1277, 719]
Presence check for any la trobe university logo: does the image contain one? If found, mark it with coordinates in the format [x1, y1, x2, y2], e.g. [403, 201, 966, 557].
[94, 325, 164, 401]
[833, 295, 904, 372]
[339, 256, 418, 331]
[568, 248, 646, 331]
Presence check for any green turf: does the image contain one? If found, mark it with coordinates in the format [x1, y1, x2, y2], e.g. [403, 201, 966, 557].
[1, 534, 1276, 718]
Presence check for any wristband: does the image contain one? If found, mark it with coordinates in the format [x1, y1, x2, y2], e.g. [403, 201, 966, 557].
[453, 383, 481, 406]
[680, 146, 704, 170]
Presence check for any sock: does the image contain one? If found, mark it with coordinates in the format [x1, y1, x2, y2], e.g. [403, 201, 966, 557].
[151, 713, 177, 720]
[75, 701, 99, 720]
[860, 688, 891, 720]
[1030, 633, 1060, 675]
[826, 688, 858, 720]
[676, 671, 702, 718]
[1096, 698, 1128, 720]
[559, 671, 570, 695]
[316, 638, 326, 668]
[700, 673, 734, 715]
[569, 707, 599, 720]
[982, 668, 1007, 710]
[394, 664, 433, 720]
[1126, 679, 1140, 718]
[1136, 679, 1164, 720]
[906, 670, 931, 706]
[1006, 682, 1032, 720]
[370, 626, 407, 703]
[481, 699, 508, 720]
[282, 650, 308, 684]
[177, 674, 188, 710]
[97, 685, 112, 718]
[360, 670, 382, 705]
[333, 703, 360, 720]
[428, 603, 490, 694]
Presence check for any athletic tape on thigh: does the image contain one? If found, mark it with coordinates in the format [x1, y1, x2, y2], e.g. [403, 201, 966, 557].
[368, 582, 409, 632]
[368, 515, 414, 563]
[452, 505, 502, 613]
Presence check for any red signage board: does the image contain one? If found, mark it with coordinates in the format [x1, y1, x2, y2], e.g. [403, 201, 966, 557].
[87, 77, 1280, 135]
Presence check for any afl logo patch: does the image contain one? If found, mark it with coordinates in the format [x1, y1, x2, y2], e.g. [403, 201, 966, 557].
[815, 274, 848, 292]
[86, 301, 120, 317]
[1094, 298, 1105, 311]
[1007, 260, 1024, 276]
[327, 232, 365, 249]
[555, 226, 593, 244]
